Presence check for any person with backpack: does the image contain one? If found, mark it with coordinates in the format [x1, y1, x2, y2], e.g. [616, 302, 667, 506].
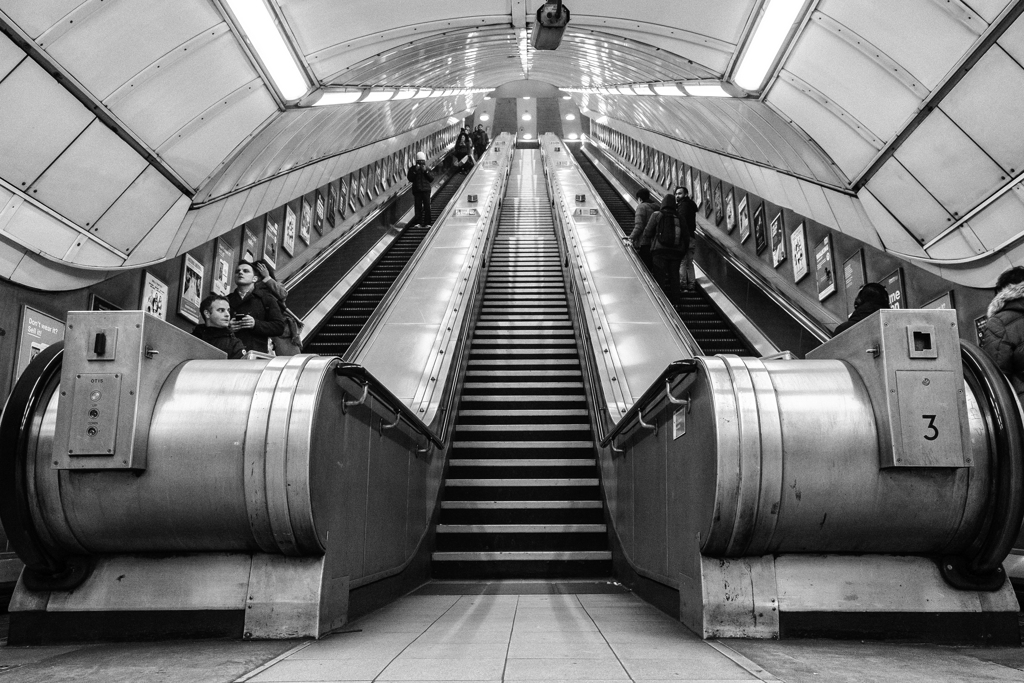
[642, 192, 687, 305]
[627, 188, 660, 272]
[676, 187, 699, 291]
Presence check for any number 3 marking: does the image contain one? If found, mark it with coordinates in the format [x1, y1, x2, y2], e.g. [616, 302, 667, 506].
[922, 414, 938, 441]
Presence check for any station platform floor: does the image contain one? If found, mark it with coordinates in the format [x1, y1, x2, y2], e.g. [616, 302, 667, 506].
[0, 580, 1022, 682]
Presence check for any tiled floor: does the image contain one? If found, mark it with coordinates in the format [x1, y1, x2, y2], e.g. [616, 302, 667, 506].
[241, 593, 761, 682]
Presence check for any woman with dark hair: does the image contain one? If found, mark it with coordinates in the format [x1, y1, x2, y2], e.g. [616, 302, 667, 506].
[834, 282, 890, 335]
[254, 259, 303, 356]
[642, 192, 685, 305]
[982, 266, 1024, 398]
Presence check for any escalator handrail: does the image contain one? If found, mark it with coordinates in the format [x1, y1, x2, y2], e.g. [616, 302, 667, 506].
[334, 362, 445, 449]
[597, 359, 699, 449]
[959, 341, 1024, 576]
[580, 141, 833, 344]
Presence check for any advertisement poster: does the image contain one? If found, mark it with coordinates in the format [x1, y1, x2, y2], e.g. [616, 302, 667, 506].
[703, 178, 712, 218]
[842, 250, 866, 317]
[282, 204, 296, 257]
[790, 222, 808, 282]
[975, 315, 987, 344]
[314, 191, 325, 235]
[922, 291, 955, 311]
[814, 235, 836, 301]
[770, 211, 786, 267]
[338, 176, 349, 220]
[713, 182, 724, 225]
[685, 168, 693, 198]
[753, 202, 767, 254]
[724, 189, 736, 232]
[883, 267, 906, 309]
[141, 271, 169, 320]
[213, 238, 232, 296]
[737, 195, 750, 243]
[178, 253, 204, 324]
[264, 214, 279, 269]
[300, 199, 312, 245]
[693, 173, 703, 208]
[327, 182, 338, 228]
[14, 306, 65, 384]
[243, 227, 259, 263]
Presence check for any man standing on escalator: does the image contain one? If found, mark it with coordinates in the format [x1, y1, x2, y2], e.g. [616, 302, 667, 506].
[676, 187, 699, 292]
[407, 152, 434, 227]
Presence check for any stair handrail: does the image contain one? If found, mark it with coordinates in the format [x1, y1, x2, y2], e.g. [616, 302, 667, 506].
[597, 360, 700, 451]
[334, 363, 445, 449]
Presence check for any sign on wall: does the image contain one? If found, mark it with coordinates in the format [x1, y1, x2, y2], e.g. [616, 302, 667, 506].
[843, 250, 866, 317]
[883, 268, 906, 310]
[263, 214, 280, 269]
[790, 222, 808, 283]
[178, 254, 204, 324]
[141, 271, 169, 320]
[14, 306, 65, 384]
[282, 204, 297, 257]
[814, 235, 836, 301]
[213, 239, 233, 296]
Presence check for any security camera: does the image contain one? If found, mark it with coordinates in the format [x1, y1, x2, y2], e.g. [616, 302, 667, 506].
[531, 2, 570, 51]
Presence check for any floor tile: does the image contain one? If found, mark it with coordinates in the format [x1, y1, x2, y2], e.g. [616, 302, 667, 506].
[619, 656, 755, 680]
[398, 642, 509, 659]
[506, 640, 617, 660]
[249, 658, 391, 681]
[504, 657, 630, 680]
[377, 656, 506, 680]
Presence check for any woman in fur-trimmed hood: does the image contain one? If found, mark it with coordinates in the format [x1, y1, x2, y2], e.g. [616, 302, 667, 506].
[981, 266, 1024, 398]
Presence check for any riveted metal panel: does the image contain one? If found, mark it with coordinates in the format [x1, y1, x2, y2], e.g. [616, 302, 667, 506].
[1, 197, 79, 259]
[962, 183, 1024, 250]
[30, 119, 148, 229]
[895, 109, 1005, 219]
[90, 166, 185, 254]
[0, 59, 93, 188]
[0, 32, 24, 80]
[1, 0, 82, 39]
[866, 159, 952, 243]
[941, 46, 1024, 174]
[124, 195, 191, 266]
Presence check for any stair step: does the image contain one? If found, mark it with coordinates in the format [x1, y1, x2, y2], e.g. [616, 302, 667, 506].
[437, 524, 606, 533]
[432, 551, 612, 561]
[453, 441, 593, 449]
[449, 459, 595, 467]
[441, 500, 603, 509]
[445, 478, 598, 487]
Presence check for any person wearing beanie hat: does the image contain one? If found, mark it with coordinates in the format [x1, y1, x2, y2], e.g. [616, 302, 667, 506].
[407, 151, 434, 227]
[982, 266, 1024, 399]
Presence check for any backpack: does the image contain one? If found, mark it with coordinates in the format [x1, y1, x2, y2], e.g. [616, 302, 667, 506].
[656, 212, 679, 248]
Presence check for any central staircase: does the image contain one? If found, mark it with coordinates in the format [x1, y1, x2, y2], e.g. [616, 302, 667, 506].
[432, 150, 611, 578]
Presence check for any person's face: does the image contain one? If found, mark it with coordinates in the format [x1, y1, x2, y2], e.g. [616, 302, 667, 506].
[674, 188, 685, 202]
[204, 300, 231, 328]
[235, 264, 256, 286]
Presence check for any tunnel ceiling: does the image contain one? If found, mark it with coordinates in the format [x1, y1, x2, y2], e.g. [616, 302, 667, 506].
[0, 0, 1022, 289]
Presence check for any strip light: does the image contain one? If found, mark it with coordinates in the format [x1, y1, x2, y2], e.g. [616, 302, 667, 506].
[684, 84, 730, 97]
[734, 0, 806, 91]
[311, 87, 488, 107]
[225, 0, 308, 101]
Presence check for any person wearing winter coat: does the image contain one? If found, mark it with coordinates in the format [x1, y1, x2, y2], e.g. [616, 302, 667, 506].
[192, 294, 245, 359]
[834, 283, 890, 336]
[675, 187, 699, 291]
[982, 267, 1024, 399]
[407, 152, 434, 226]
[626, 188, 660, 271]
[228, 261, 286, 354]
[453, 128, 473, 172]
[472, 125, 489, 159]
[642, 193, 686, 305]
[254, 259, 303, 356]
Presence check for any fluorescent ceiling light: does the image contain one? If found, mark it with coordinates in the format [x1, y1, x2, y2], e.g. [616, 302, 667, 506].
[734, 0, 805, 91]
[394, 89, 417, 100]
[631, 84, 655, 95]
[568, 132, 579, 139]
[524, 96, 531, 100]
[226, 0, 308, 101]
[479, 114, 490, 121]
[523, 133, 533, 139]
[314, 91, 361, 106]
[522, 113, 532, 120]
[565, 114, 575, 120]
[562, 95, 571, 99]
[362, 90, 394, 102]
[653, 84, 685, 96]
[414, 89, 432, 98]
[684, 84, 731, 97]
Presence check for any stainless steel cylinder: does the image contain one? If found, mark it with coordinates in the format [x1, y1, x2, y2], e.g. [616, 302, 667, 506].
[692, 356, 989, 557]
[26, 355, 342, 556]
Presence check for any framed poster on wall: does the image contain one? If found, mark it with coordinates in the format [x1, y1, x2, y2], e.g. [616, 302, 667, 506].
[975, 315, 987, 344]
[178, 253, 203, 324]
[753, 202, 767, 254]
[242, 227, 259, 264]
[814, 235, 836, 301]
[922, 291, 955, 311]
[141, 271, 169, 320]
[685, 168, 693, 198]
[713, 181, 724, 225]
[883, 267, 906, 309]
[724, 189, 736, 233]
[327, 182, 338, 228]
[263, 214, 279, 269]
[737, 195, 750, 243]
[770, 211, 786, 267]
[13, 306, 65, 386]
[693, 173, 703, 208]
[282, 204, 297, 257]
[703, 178, 712, 218]
[213, 239, 232, 296]
[338, 176, 349, 220]
[842, 250, 866, 317]
[299, 199, 312, 245]
[314, 191, 325, 235]
[790, 222, 808, 282]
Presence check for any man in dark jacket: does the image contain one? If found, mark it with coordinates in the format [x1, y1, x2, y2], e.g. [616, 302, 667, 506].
[982, 267, 1024, 399]
[627, 188, 660, 271]
[228, 261, 286, 354]
[676, 187, 699, 291]
[642, 193, 685, 305]
[472, 124, 489, 159]
[407, 152, 434, 226]
[192, 294, 245, 358]
[834, 283, 889, 335]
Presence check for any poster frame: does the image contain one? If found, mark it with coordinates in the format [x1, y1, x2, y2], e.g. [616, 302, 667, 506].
[263, 213, 279, 269]
[790, 221, 808, 282]
[141, 270, 169, 320]
[177, 253, 204, 324]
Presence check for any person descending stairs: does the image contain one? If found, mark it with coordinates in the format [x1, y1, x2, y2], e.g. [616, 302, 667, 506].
[432, 150, 611, 578]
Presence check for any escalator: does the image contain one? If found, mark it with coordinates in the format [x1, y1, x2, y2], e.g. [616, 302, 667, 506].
[432, 150, 611, 579]
[302, 174, 467, 356]
[570, 146, 752, 356]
